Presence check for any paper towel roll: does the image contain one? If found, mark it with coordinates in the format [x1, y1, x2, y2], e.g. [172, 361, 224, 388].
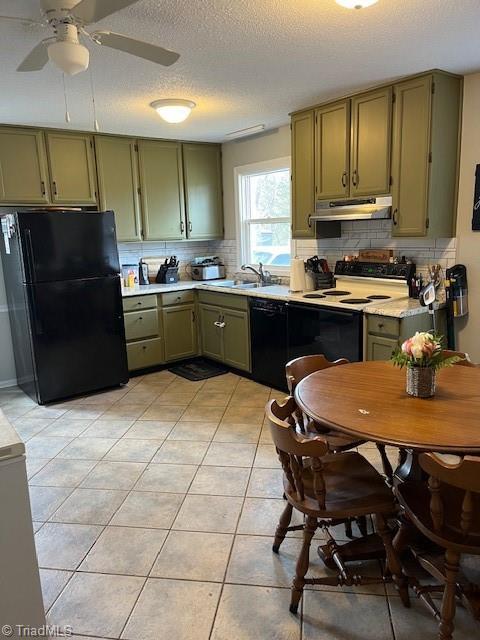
[289, 258, 306, 292]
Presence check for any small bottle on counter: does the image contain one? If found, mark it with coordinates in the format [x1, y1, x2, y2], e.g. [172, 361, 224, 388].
[128, 269, 136, 288]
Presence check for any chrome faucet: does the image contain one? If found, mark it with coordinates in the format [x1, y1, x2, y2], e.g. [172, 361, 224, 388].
[241, 262, 271, 285]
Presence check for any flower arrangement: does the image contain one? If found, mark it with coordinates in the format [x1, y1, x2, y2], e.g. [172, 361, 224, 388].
[391, 332, 460, 398]
[391, 332, 459, 370]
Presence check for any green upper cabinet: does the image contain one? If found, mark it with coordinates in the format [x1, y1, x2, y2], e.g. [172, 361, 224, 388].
[183, 143, 223, 240]
[137, 139, 186, 241]
[391, 72, 462, 238]
[291, 111, 315, 238]
[350, 87, 392, 197]
[315, 100, 350, 200]
[95, 136, 142, 242]
[0, 128, 49, 204]
[45, 132, 97, 205]
[162, 304, 198, 361]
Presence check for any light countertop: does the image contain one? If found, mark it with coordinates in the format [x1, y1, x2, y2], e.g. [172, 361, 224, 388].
[0, 409, 25, 459]
[121, 280, 431, 318]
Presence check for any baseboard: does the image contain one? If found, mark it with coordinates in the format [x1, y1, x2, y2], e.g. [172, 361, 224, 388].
[0, 378, 17, 389]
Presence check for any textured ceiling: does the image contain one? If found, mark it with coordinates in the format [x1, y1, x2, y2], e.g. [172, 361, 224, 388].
[0, 0, 479, 142]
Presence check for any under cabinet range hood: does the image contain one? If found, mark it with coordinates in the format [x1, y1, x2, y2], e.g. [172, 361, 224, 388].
[310, 196, 392, 222]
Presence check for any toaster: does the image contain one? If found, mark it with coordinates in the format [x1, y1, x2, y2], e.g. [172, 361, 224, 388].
[190, 256, 226, 281]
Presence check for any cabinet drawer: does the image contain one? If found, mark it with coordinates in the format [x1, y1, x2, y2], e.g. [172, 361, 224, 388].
[197, 290, 249, 311]
[366, 315, 400, 337]
[127, 337, 163, 371]
[123, 295, 158, 312]
[161, 290, 195, 306]
[124, 309, 159, 341]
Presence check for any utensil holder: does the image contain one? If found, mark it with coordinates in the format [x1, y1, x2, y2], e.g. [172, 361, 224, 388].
[313, 273, 334, 290]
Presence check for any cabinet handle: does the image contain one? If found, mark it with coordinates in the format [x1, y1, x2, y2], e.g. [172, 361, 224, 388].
[52, 180, 58, 196]
[180, 220, 185, 233]
[341, 171, 348, 188]
[192, 310, 196, 322]
[352, 170, 358, 187]
[142, 345, 147, 350]
[188, 221, 192, 233]
[392, 208, 398, 226]
[138, 316, 143, 321]
[214, 321, 226, 328]
[307, 215, 312, 228]
[378, 323, 384, 329]
[40, 180, 46, 196]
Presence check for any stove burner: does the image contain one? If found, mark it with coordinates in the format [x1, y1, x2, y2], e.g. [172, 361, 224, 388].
[340, 298, 371, 304]
[322, 290, 351, 296]
[366, 294, 391, 300]
[303, 293, 326, 299]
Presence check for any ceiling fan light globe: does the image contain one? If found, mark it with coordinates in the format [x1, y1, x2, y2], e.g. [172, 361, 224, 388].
[150, 99, 196, 124]
[47, 40, 89, 75]
[335, 0, 379, 8]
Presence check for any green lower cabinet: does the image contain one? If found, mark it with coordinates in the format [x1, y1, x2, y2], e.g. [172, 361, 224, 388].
[163, 304, 198, 362]
[367, 334, 399, 361]
[222, 308, 251, 372]
[127, 337, 163, 371]
[199, 304, 223, 361]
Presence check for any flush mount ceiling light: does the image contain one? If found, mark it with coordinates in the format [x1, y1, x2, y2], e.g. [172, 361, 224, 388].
[150, 99, 196, 123]
[335, 0, 379, 8]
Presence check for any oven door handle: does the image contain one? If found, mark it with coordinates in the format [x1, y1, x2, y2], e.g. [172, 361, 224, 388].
[287, 303, 358, 319]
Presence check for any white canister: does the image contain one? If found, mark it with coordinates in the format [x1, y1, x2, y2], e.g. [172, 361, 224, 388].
[289, 258, 306, 292]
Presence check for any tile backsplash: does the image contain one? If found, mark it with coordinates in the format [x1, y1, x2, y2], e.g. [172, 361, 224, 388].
[118, 219, 457, 284]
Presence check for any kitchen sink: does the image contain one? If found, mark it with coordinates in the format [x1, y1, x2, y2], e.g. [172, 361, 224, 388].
[210, 280, 266, 289]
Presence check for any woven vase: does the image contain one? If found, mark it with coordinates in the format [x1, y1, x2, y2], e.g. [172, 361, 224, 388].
[406, 366, 436, 398]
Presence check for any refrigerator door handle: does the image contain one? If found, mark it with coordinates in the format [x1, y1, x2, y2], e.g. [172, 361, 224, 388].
[28, 287, 43, 336]
[24, 229, 36, 283]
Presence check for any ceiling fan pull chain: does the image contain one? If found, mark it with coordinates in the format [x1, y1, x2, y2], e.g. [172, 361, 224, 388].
[62, 73, 71, 123]
[89, 68, 100, 132]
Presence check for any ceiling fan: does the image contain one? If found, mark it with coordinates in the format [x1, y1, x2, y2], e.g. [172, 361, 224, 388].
[0, 0, 180, 76]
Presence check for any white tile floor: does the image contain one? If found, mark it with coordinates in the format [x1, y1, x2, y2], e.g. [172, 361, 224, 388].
[1, 370, 479, 640]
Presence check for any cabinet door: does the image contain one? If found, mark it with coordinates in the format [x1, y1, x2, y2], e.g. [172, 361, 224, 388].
[0, 128, 49, 203]
[199, 304, 223, 361]
[183, 143, 223, 239]
[315, 101, 350, 200]
[391, 76, 432, 237]
[137, 139, 186, 241]
[163, 304, 197, 361]
[367, 334, 398, 361]
[350, 88, 392, 197]
[222, 308, 251, 372]
[291, 111, 315, 238]
[95, 136, 142, 241]
[45, 132, 97, 204]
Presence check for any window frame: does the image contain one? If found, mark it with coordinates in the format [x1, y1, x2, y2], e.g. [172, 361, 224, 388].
[234, 156, 292, 276]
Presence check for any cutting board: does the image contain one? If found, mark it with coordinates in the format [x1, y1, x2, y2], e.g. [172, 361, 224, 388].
[358, 249, 393, 263]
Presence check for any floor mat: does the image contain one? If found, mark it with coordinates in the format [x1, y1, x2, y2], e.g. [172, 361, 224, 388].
[168, 358, 229, 381]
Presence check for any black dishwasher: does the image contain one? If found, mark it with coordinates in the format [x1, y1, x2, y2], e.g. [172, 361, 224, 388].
[287, 302, 363, 363]
[250, 298, 288, 391]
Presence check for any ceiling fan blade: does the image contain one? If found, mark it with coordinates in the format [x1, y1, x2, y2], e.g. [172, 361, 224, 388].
[73, 0, 140, 25]
[92, 31, 180, 66]
[17, 39, 53, 72]
[0, 15, 46, 27]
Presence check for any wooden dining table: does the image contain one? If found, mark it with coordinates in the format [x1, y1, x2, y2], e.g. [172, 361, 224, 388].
[294, 360, 480, 564]
[295, 360, 480, 457]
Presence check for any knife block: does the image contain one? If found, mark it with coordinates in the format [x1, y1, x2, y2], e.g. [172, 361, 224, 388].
[156, 266, 179, 284]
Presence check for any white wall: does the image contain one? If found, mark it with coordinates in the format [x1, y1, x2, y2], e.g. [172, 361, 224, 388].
[455, 72, 480, 361]
[221, 125, 291, 240]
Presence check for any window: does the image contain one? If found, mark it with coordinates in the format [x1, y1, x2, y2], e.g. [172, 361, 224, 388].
[235, 157, 291, 272]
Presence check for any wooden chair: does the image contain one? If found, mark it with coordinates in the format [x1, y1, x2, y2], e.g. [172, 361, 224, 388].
[267, 397, 410, 614]
[395, 453, 480, 640]
[442, 350, 478, 367]
[286, 354, 394, 482]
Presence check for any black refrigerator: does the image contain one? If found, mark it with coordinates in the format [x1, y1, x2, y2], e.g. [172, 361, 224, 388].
[0, 210, 129, 404]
